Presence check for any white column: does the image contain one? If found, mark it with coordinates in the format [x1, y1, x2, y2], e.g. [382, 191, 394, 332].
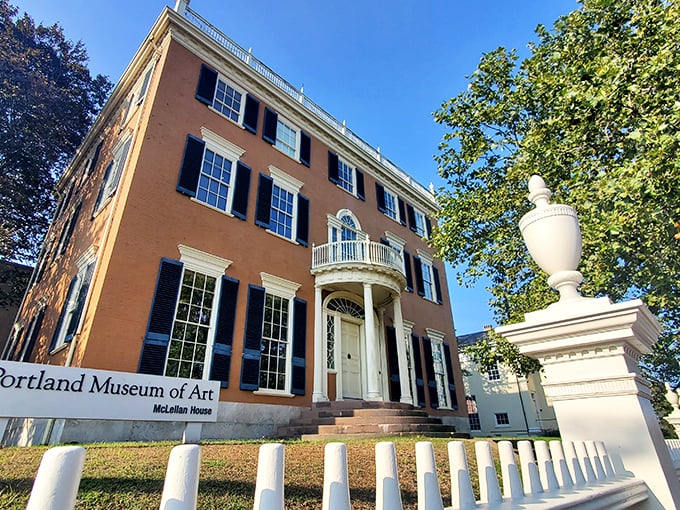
[392, 294, 413, 405]
[313, 285, 326, 402]
[497, 297, 680, 510]
[363, 282, 381, 401]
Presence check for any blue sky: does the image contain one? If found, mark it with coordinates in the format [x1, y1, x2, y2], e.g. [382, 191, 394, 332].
[13, 0, 578, 335]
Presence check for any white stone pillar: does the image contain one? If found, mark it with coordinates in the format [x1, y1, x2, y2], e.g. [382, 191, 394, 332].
[313, 285, 326, 402]
[497, 297, 680, 510]
[392, 294, 413, 405]
[363, 282, 381, 401]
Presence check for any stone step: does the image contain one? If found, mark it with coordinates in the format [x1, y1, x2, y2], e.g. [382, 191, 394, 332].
[301, 431, 469, 441]
[332, 415, 440, 426]
[316, 422, 456, 436]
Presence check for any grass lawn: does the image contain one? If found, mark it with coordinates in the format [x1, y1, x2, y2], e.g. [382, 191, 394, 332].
[0, 437, 490, 509]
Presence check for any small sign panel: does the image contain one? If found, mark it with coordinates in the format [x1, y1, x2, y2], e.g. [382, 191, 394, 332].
[0, 361, 220, 422]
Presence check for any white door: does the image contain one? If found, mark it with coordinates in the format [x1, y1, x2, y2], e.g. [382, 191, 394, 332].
[341, 320, 362, 399]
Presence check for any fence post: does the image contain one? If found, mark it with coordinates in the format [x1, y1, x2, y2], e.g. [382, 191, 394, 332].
[497, 440, 523, 500]
[448, 441, 477, 509]
[322, 442, 351, 510]
[416, 441, 444, 510]
[253, 443, 285, 510]
[518, 440, 543, 495]
[375, 442, 403, 510]
[549, 440, 574, 489]
[159, 444, 201, 510]
[474, 441, 502, 505]
[26, 446, 86, 510]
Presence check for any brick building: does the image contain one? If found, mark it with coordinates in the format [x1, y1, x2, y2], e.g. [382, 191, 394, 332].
[2, 1, 467, 444]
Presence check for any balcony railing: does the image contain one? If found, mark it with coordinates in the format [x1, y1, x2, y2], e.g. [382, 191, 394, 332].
[312, 240, 404, 275]
[178, 4, 434, 204]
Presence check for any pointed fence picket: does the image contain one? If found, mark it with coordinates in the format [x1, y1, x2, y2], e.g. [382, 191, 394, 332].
[27, 438, 649, 510]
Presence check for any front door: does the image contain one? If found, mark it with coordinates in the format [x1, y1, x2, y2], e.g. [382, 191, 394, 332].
[341, 320, 362, 399]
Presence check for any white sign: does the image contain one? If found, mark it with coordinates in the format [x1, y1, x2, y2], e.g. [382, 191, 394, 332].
[0, 361, 220, 422]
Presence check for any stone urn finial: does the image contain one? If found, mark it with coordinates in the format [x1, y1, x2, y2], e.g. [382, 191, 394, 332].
[519, 175, 584, 303]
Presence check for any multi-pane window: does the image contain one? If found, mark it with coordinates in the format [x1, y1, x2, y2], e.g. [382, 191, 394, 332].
[413, 209, 428, 237]
[165, 269, 216, 379]
[270, 184, 295, 239]
[421, 260, 435, 301]
[384, 189, 399, 221]
[487, 362, 500, 381]
[260, 293, 290, 391]
[326, 315, 335, 370]
[213, 79, 243, 122]
[337, 159, 354, 193]
[275, 119, 297, 158]
[93, 135, 132, 214]
[469, 413, 481, 431]
[197, 148, 233, 211]
[432, 341, 449, 408]
[495, 412, 510, 426]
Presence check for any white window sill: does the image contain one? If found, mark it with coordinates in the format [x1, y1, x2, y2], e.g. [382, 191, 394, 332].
[190, 197, 235, 218]
[335, 183, 357, 198]
[266, 229, 299, 246]
[272, 143, 299, 163]
[48, 343, 69, 356]
[254, 390, 295, 398]
[383, 212, 401, 225]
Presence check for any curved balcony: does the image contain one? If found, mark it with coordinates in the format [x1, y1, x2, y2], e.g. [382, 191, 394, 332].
[311, 240, 406, 294]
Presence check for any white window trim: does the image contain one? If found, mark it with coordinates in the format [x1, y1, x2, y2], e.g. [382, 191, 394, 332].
[209, 74, 248, 128]
[266, 166, 304, 245]
[272, 115, 300, 161]
[135, 62, 155, 106]
[413, 207, 429, 239]
[495, 412, 511, 427]
[189, 128, 246, 218]
[383, 187, 401, 224]
[336, 156, 357, 196]
[417, 250, 436, 303]
[254, 272, 301, 397]
[94, 133, 133, 216]
[426, 328, 452, 410]
[327, 210, 366, 242]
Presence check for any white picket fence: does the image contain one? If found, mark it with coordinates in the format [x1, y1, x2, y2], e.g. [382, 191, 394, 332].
[26, 439, 648, 510]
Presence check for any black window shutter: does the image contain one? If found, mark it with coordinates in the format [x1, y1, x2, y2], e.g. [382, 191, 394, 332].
[19, 308, 45, 362]
[88, 141, 103, 176]
[299, 131, 311, 167]
[231, 161, 251, 220]
[422, 337, 439, 409]
[355, 169, 365, 200]
[414, 256, 425, 296]
[411, 334, 426, 407]
[177, 134, 205, 197]
[243, 94, 260, 134]
[296, 194, 310, 247]
[443, 343, 458, 409]
[328, 151, 339, 184]
[255, 173, 274, 228]
[426, 216, 433, 238]
[407, 204, 417, 232]
[49, 276, 77, 352]
[375, 182, 386, 212]
[195, 64, 218, 105]
[262, 107, 278, 145]
[403, 249, 414, 292]
[241, 285, 265, 390]
[291, 297, 307, 395]
[210, 276, 239, 388]
[138, 258, 183, 375]
[64, 262, 94, 342]
[92, 161, 113, 215]
[398, 198, 407, 226]
[432, 266, 443, 304]
[60, 203, 82, 255]
[385, 326, 401, 402]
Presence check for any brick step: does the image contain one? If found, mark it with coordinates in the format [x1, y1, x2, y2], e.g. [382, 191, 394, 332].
[332, 415, 441, 426]
[296, 408, 429, 422]
[311, 400, 413, 411]
[316, 422, 456, 436]
[301, 431, 469, 441]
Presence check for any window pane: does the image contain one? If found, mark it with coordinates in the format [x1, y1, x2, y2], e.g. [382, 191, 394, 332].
[259, 293, 290, 391]
[275, 119, 297, 158]
[270, 185, 295, 239]
[197, 148, 233, 213]
[213, 79, 242, 122]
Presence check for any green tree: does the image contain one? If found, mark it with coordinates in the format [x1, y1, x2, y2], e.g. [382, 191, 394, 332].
[0, 0, 112, 271]
[432, 0, 680, 388]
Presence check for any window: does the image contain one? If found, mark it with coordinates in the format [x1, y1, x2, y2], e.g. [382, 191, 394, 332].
[260, 293, 290, 391]
[376, 184, 406, 225]
[326, 315, 335, 370]
[407, 204, 432, 239]
[495, 412, 510, 426]
[136, 65, 153, 105]
[165, 269, 217, 379]
[487, 361, 500, 381]
[50, 249, 96, 352]
[176, 129, 251, 220]
[240, 273, 306, 396]
[384, 232, 413, 292]
[139, 246, 237, 387]
[255, 167, 309, 246]
[93, 135, 132, 215]
[414, 251, 443, 304]
[469, 413, 481, 431]
[328, 151, 365, 199]
[263, 107, 311, 166]
[195, 64, 260, 134]
[424, 329, 455, 410]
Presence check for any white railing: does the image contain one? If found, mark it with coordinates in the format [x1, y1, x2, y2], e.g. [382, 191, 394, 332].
[666, 439, 680, 478]
[179, 6, 435, 205]
[27, 439, 647, 510]
[312, 240, 404, 275]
